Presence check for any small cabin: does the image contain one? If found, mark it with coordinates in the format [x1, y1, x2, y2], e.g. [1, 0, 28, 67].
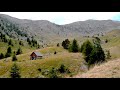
[30, 52, 43, 60]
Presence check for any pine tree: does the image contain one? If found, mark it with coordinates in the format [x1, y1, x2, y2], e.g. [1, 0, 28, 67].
[8, 39, 13, 46]
[5, 47, 12, 58]
[81, 39, 105, 65]
[10, 63, 21, 78]
[0, 53, 4, 59]
[16, 47, 22, 55]
[88, 40, 105, 65]
[7, 47, 12, 54]
[12, 54, 17, 61]
[80, 40, 93, 62]
[89, 44, 105, 65]
[69, 39, 79, 52]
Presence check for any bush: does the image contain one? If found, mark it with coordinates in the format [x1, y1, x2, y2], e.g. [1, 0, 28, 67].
[105, 39, 108, 43]
[54, 51, 57, 54]
[0, 53, 4, 59]
[5, 47, 12, 58]
[5, 52, 11, 58]
[69, 39, 79, 52]
[16, 47, 22, 55]
[106, 50, 111, 59]
[8, 39, 14, 46]
[7, 47, 12, 54]
[58, 64, 70, 73]
[19, 41, 24, 46]
[49, 67, 58, 78]
[62, 39, 70, 49]
[37, 44, 40, 49]
[57, 43, 59, 47]
[38, 68, 41, 72]
[12, 54, 17, 61]
[10, 63, 21, 78]
[58, 64, 66, 73]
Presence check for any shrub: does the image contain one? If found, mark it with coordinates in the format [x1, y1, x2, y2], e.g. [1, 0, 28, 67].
[37, 44, 40, 49]
[38, 68, 41, 72]
[10, 63, 21, 78]
[58, 64, 66, 73]
[49, 67, 58, 78]
[58, 64, 70, 73]
[16, 47, 22, 55]
[57, 43, 59, 47]
[105, 39, 108, 43]
[19, 41, 24, 46]
[62, 39, 70, 49]
[5, 52, 11, 58]
[8, 39, 14, 46]
[106, 50, 111, 59]
[54, 51, 57, 54]
[0, 53, 4, 59]
[12, 54, 17, 61]
[7, 47, 12, 54]
[5, 47, 12, 58]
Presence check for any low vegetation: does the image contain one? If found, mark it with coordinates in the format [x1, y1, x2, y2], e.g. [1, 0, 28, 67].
[10, 63, 21, 78]
[12, 54, 17, 61]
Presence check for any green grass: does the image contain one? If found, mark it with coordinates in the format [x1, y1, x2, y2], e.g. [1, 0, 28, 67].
[0, 29, 120, 78]
[0, 46, 85, 78]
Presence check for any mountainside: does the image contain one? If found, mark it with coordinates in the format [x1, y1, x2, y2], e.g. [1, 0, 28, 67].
[64, 20, 120, 35]
[1, 14, 120, 45]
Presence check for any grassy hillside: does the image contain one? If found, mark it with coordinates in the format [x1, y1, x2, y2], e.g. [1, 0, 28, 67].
[73, 30, 120, 78]
[75, 58, 120, 78]
[0, 40, 37, 55]
[0, 46, 87, 78]
[0, 29, 120, 78]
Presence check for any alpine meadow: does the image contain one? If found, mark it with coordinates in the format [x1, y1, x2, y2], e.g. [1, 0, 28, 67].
[0, 13, 120, 78]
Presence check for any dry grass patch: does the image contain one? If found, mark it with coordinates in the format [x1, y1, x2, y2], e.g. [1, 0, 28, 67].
[75, 59, 120, 78]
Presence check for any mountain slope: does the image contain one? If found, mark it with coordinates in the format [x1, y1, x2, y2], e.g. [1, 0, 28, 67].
[63, 20, 120, 36]
[1, 14, 120, 45]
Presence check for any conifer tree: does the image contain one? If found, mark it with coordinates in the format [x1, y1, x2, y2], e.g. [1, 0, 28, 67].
[10, 63, 21, 78]
[69, 39, 79, 52]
